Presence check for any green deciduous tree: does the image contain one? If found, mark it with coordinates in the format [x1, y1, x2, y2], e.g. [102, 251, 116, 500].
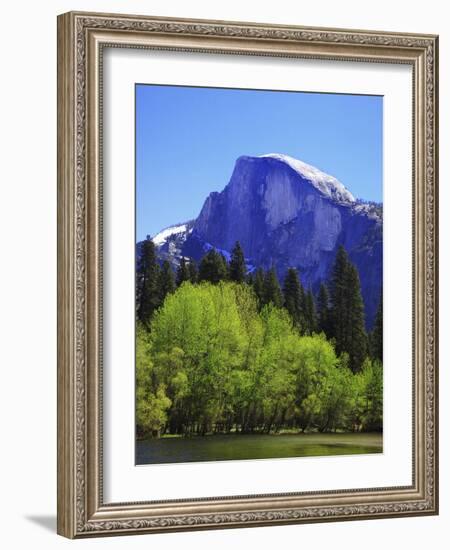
[136, 324, 171, 437]
[351, 358, 383, 431]
[150, 281, 248, 435]
[136, 278, 380, 437]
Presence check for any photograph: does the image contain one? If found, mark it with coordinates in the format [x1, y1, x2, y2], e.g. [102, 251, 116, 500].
[55, 10, 438, 539]
[135, 84, 384, 465]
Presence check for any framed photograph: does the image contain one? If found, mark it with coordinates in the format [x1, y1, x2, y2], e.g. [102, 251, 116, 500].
[57, 11, 439, 538]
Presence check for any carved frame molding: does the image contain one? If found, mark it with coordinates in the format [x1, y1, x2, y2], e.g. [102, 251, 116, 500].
[57, 11, 438, 538]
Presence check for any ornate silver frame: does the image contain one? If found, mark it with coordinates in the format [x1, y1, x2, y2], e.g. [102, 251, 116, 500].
[57, 11, 439, 538]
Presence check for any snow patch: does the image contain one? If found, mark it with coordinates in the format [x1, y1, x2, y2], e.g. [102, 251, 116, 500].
[153, 224, 188, 245]
[260, 153, 356, 204]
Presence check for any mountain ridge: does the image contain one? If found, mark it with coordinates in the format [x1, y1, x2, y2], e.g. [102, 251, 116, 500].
[140, 154, 382, 328]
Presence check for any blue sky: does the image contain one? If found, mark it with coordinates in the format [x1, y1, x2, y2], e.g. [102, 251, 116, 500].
[136, 84, 382, 241]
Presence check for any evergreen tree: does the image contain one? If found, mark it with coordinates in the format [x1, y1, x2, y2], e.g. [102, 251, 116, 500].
[253, 267, 265, 306]
[198, 249, 227, 284]
[345, 264, 368, 372]
[158, 260, 175, 303]
[330, 245, 368, 373]
[298, 282, 306, 333]
[229, 241, 246, 283]
[329, 245, 350, 351]
[188, 259, 198, 283]
[304, 289, 317, 335]
[176, 257, 190, 287]
[371, 292, 383, 362]
[263, 266, 283, 308]
[137, 236, 160, 324]
[282, 268, 303, 328]
[317, 283, 332, 337]
[219, 253, 228, 277]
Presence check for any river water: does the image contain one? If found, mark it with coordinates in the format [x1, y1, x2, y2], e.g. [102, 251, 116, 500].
[136, 432, 382, 465]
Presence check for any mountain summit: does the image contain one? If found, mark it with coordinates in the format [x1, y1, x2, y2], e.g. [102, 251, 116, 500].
[259, 153, 356, 204]
[145, 154, 382, 328]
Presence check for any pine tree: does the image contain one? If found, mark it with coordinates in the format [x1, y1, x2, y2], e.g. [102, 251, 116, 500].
[218, 253, 228, 277]
[229, 241, 246, 283]
[253, 267, 265, 306]
[371, 292, 383, 362]
[176, 257, 190, 287]
[317, 283, 332, 337]
[329, 245, 349, 351]
[198, 249, 227, 284]
[158, 260, 175, 303]
[298, 282, 306, 333]
[329, 245, 368, 372]
[345, 264, 367, 372]
[304, 289, 317, 334]
[188, 259, 198, 283]
[136, 236, 160, 324]
[263, 266, 283, 308]
[282, 268, 303, 328]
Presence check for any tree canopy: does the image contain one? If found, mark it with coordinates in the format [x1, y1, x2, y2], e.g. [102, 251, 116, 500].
[135, 240, 382, 437]
[136, 280, 382, 437]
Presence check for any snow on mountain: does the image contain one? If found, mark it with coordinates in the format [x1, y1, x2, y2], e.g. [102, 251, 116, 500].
[260, 153, 356, 204]
[152, 223, 190, 246]
[352, 201, 382, 221]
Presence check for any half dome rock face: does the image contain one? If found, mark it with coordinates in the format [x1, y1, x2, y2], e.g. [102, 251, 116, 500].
[148, 154, 382, 328]
[194, 155, 351, 257]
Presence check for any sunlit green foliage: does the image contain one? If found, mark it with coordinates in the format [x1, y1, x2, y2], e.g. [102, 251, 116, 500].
[136, 280, 382, 437]
[351, 358, 383, 432]
[136, 324, 171, 437]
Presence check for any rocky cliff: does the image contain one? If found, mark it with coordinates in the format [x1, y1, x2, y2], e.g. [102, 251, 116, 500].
[146, 154, 382, 328]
